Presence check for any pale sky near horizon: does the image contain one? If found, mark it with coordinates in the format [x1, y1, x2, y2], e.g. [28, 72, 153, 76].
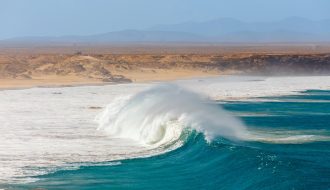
[1, 0, 330, 39]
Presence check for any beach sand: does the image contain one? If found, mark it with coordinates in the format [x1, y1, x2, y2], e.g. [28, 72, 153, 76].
[0, 69, 220, 89]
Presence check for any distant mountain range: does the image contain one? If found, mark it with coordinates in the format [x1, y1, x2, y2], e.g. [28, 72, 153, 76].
[3, 17, 330, 43]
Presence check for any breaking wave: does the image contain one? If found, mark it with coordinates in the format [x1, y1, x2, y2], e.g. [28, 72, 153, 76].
[96, 84, 248, 148]
[96, 84, 330, 148]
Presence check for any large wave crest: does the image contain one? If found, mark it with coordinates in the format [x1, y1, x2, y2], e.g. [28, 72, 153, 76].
[96, 84, 248, 147]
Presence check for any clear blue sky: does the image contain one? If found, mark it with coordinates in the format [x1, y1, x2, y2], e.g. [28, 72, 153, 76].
[1, 0, 330, 39]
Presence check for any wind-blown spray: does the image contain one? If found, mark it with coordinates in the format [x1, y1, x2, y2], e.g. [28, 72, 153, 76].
[96, 84, 248, 146]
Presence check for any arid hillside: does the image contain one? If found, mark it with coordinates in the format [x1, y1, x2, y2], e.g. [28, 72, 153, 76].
[1, 53, 330, 83]
[1, 43, 330, 88]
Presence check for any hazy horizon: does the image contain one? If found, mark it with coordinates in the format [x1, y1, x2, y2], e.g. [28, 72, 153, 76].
[1, 0, 330, 40]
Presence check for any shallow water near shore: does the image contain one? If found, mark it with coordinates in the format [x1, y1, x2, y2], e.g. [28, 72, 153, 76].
[0, 77, 330, 189]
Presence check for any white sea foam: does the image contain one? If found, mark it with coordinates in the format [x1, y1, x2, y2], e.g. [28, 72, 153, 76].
[0, 83, 151, 183]
[176, 76, 330, 100]
[247, 129, 330, 144]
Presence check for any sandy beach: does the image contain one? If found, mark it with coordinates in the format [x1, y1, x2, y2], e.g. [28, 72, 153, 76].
[0, 69, 220, 89]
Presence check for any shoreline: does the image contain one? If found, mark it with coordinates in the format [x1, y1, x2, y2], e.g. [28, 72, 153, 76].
[0, 72, 221, 90]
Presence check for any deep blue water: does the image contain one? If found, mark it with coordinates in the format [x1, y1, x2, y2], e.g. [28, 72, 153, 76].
[6, 90, 330, 190]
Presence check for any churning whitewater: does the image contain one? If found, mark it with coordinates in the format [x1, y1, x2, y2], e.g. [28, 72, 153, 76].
[1, 77, 330, 189]
[96, 84, 248, 147]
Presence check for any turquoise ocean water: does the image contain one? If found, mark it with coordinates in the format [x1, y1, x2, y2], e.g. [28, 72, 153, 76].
[4, 90, 330, 190]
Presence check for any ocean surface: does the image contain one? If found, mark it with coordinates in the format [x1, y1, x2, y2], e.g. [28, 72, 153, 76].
[1, 77, 330, 190]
